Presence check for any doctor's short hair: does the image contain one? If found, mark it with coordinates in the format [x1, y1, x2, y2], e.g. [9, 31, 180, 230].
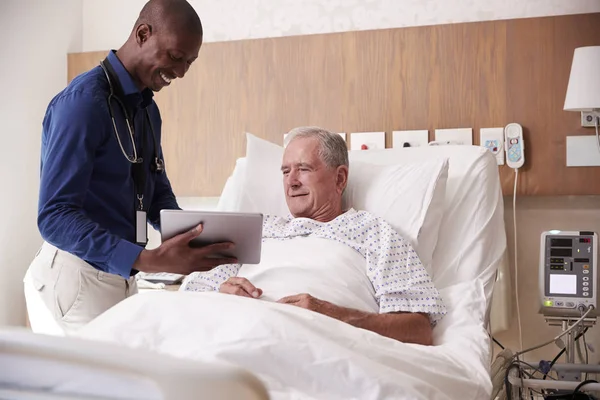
[284, 126, 349, 169]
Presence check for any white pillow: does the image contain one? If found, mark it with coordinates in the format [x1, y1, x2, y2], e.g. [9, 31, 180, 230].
[218, 133, 449, 274]
[217, 158, 248, 212]
[244, 132, 290, 216]
[342, 158, 449, 274]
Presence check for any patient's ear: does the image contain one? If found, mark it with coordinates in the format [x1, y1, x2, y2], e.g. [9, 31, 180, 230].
[336, 165, 349, 193]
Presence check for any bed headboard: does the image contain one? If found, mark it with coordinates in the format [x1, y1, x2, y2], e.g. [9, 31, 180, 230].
[67, 12, 600, 197]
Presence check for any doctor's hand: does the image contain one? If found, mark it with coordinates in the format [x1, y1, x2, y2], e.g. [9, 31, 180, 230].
[133, 223, 238, 274]
[219, 277, 263, 298]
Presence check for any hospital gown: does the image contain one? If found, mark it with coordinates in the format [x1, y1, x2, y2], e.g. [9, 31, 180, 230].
[184, 208, 447, 325]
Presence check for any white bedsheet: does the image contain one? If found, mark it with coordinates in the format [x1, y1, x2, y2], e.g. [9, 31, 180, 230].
[78, 276, 491, 400]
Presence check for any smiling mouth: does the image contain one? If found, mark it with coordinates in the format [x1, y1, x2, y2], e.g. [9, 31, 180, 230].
[290, 194, 308, 198]
[159, 71, 172, 85]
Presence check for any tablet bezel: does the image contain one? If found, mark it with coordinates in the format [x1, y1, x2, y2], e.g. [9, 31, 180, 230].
[159, 210, 264, 265]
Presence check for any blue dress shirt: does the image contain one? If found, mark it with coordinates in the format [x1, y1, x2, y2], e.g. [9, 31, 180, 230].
[38, 50, 179, 278]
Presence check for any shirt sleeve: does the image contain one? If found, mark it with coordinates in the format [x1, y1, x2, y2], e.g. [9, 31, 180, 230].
[182, 264, 242, 292]
[37, 92, 143, 278]
[364, 216, 447, 326]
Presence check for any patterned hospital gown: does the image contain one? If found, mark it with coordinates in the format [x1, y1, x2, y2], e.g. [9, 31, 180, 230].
[184, 208, 447, 325]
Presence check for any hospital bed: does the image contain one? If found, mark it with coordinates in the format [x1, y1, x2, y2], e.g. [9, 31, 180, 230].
[22, 134, 509, 400]
[0, 327, 269, 399]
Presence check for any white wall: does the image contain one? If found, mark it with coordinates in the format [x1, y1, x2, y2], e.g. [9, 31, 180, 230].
[82, 0, 600, 50]
[0, 0, 82, 326]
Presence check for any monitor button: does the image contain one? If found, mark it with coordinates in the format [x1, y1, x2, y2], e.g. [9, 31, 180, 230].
[583, 287, 589, 292]
[583, 270, 590, 274]
[566, 302, 576, 307]
[555, 301, 564, 307]
[583, 282, 589, 287]
[583, 277, 590, 281]
[583, 293, 590, 297]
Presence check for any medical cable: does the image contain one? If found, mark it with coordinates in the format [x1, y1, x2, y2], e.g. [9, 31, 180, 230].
[513, 167, 523, 352]
[513, 305, 594, 360]
[504, 361, 545, 400]
[595, 115, 599, 154]
[572, 379, 598, 399]
[505, 321, 594, 398]
[493, 337, 506, 350]
[582, 330, 589, 381]
[577, 330, 585, 365]
[540, 328, 588, 381]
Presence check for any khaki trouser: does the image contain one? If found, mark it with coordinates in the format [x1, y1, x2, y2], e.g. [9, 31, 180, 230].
[26, 242, 138, 335]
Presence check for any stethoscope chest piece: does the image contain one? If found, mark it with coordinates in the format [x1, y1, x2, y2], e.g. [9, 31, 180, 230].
[153, 157, 165, 173]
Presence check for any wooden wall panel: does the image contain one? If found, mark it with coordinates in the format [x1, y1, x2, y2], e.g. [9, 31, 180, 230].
[340, 21, 507, 148]
[67, 52, 104, 82]
[67, 13, 600, 197]
[157, 33, 345, 196]
[504, 13, 600, 195]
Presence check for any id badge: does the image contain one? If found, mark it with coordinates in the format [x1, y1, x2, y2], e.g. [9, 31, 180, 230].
[136, 210, 148, 245]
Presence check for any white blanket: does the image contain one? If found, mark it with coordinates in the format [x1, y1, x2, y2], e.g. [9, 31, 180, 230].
[235, 237, 379, 313]
[79, 277, 492, 400]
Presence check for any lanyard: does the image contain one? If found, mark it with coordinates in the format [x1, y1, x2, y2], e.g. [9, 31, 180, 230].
[100, 58, 149, 246]
[131, 116, 148, 247]
[131, 114, 147, 212]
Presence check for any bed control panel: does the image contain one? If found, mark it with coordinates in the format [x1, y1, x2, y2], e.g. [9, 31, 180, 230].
[539, 230, 598, 318]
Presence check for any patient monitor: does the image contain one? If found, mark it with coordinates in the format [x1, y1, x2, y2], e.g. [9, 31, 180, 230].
[539, 230, 598, 318]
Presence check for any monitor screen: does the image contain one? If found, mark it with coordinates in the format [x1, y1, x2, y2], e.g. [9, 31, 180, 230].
[551, 248, 572, 257]
[549, 274, 577, 295]
[551, 238, 572, 247]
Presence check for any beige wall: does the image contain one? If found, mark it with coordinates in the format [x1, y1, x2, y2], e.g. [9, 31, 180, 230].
[496, 195, 600, 366]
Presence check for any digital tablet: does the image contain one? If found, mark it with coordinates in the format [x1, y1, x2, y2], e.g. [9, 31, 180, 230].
[160, 210, 264, 265]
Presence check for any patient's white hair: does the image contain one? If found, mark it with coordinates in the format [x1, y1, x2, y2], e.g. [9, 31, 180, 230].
[285, 126, 349, 169]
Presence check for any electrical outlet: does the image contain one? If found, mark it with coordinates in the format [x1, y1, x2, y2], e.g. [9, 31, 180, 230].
[480, 128, 505, 165]
[350, 131, 385, 151]
[434, 128, 473, 145]
[581, 112, 598, 128]
[392, 130, 429, 148]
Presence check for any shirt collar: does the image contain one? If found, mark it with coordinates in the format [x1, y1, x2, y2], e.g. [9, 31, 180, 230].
[106, 50, 154, 108]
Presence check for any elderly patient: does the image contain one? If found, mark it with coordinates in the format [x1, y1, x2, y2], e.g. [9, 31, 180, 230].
[184, 127, 446, 345]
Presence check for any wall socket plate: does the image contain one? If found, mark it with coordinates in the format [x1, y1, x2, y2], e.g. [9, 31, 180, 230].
[434, 128, 473, 145]
[480, 127, 505, 165]
[392, 130, 429, 148]
[581, 111, 599, 128]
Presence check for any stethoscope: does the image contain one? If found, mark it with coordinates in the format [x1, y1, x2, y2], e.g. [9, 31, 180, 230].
[99, 60, 164, 173]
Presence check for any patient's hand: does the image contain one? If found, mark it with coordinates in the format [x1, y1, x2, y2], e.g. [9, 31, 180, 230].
[277, 294, 340, 319]
[277, 294, 433, 345]
[220, 277, 263, 299]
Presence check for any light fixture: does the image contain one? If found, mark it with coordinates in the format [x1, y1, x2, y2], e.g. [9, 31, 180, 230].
[564, 46, 600, 150]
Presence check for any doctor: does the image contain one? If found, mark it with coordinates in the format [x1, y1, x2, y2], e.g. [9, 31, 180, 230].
[26, 0, 236, 334]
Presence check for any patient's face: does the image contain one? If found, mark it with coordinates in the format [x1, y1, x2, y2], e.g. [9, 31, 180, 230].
[281, 137, 347, 222]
